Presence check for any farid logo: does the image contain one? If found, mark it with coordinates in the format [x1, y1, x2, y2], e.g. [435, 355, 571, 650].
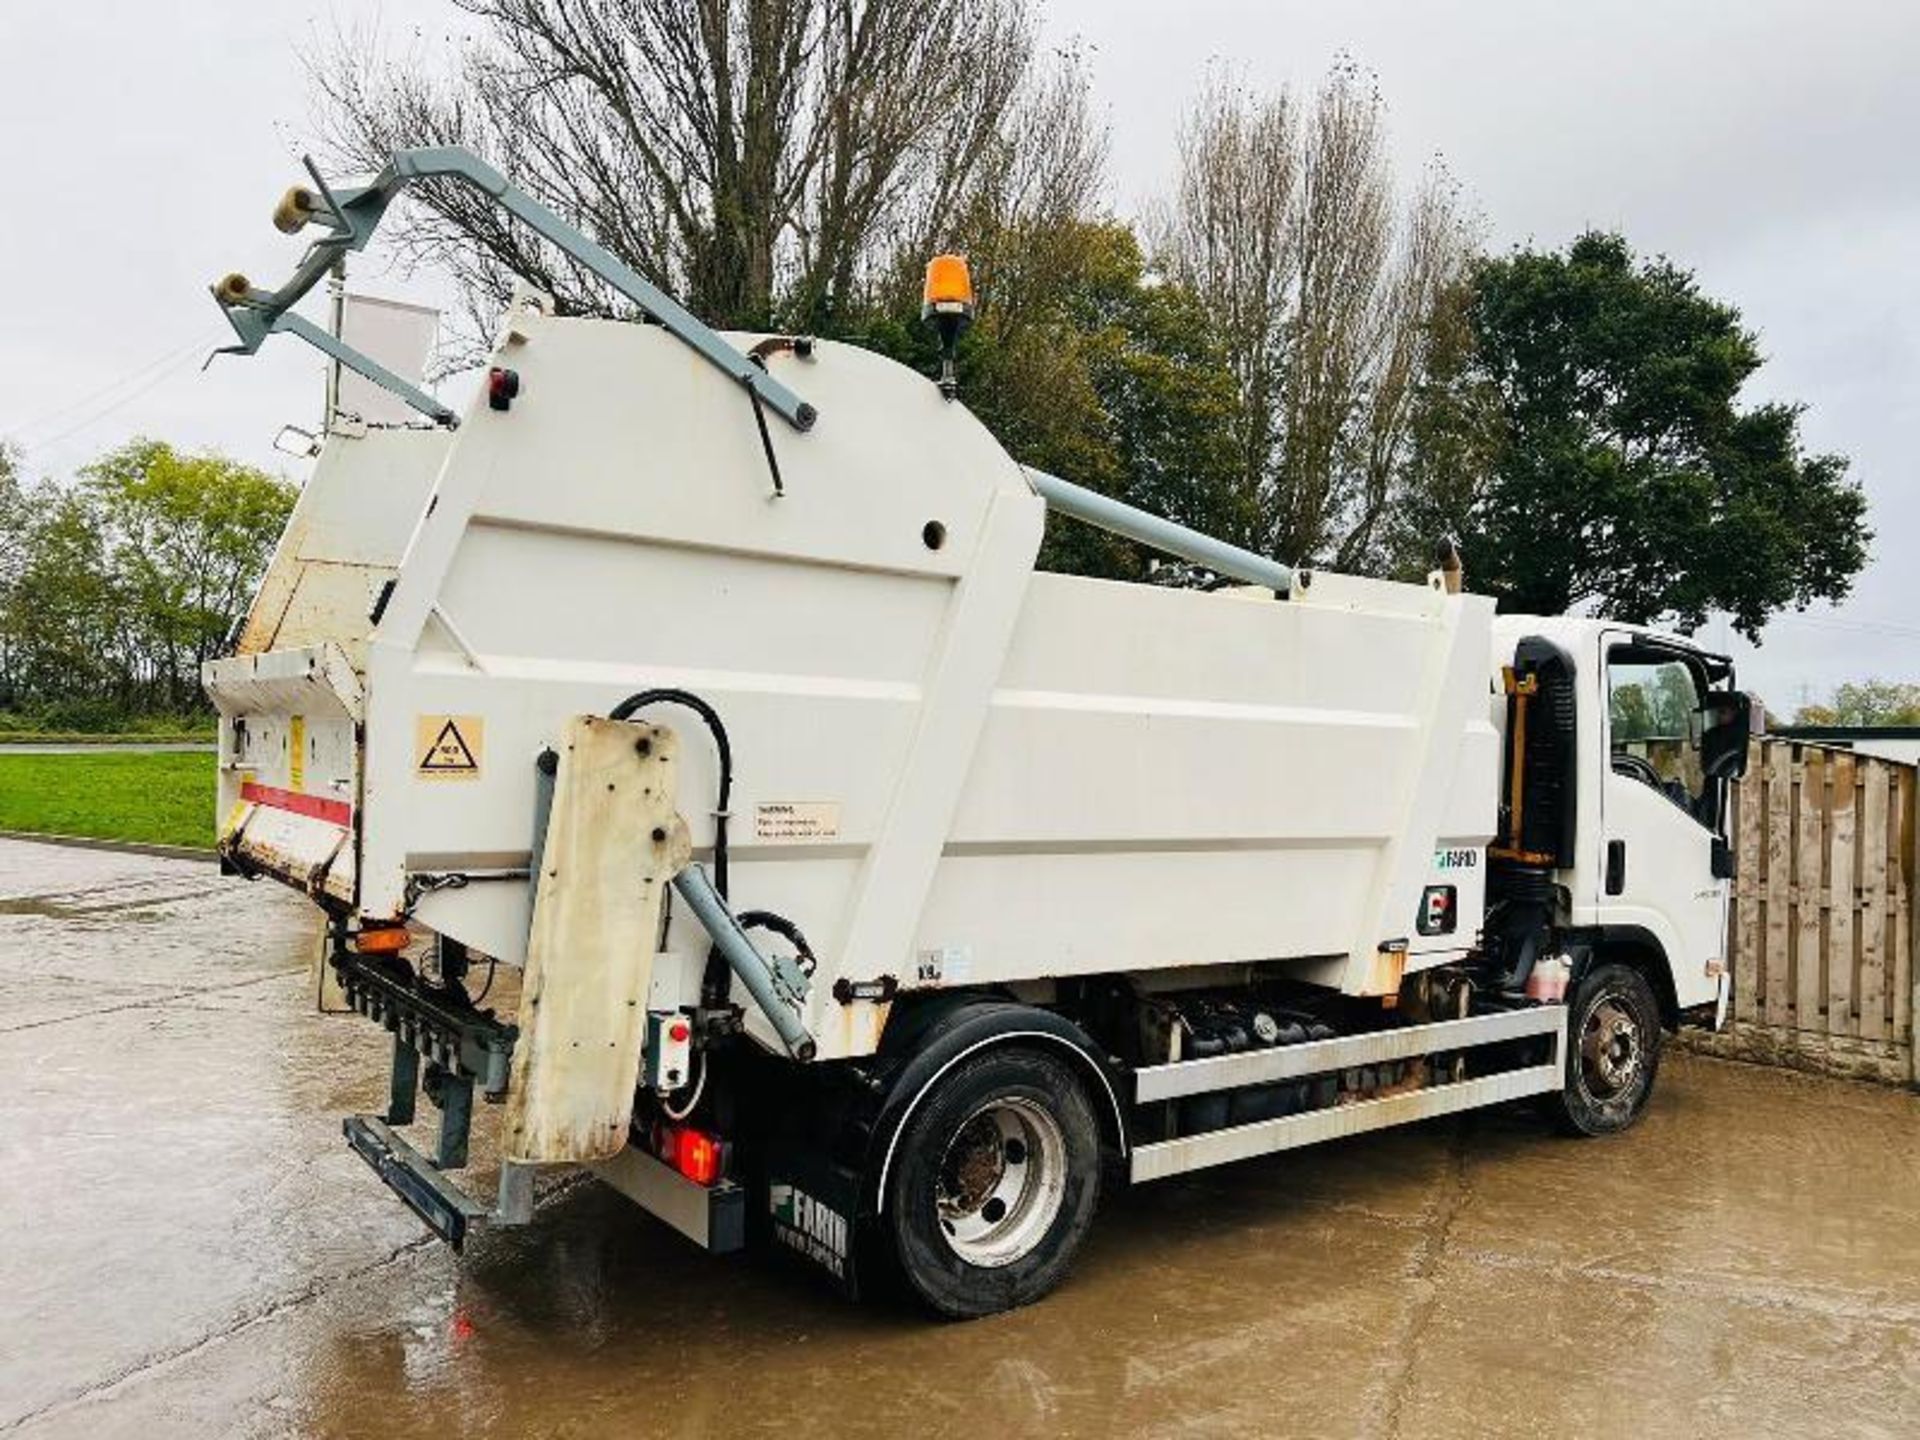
[770, 1182, 849, 1278]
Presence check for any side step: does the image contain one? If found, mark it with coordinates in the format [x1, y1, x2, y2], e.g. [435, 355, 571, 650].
[344, 1115, 534, 1250]
[1129, 1004, 1566, 1183]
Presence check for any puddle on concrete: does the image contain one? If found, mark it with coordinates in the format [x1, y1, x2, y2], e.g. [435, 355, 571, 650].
[5, 838, 1920, 1439]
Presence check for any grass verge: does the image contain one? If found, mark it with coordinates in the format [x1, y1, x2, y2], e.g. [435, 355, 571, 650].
[0, 751, 215, 850]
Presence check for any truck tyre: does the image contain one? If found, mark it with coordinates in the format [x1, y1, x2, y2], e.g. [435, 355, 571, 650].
[1545, 962, 1663, 1137]
[883, 1045, 1101, 1318]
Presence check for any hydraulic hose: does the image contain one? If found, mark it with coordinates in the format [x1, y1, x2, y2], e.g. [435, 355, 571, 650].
[736, 910, 817, 974]
[609, 688, 732, 898]
[672, 863, 816, 1060]
[609, 687, 736, 1007]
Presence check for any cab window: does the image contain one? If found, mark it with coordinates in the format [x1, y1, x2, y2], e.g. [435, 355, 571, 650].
[1607, 648, 1707, 817]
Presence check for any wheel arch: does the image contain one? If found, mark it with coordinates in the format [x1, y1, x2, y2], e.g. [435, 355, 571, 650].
[1575, 925, 1680, 1030]
[866, 998, 1126, 1215]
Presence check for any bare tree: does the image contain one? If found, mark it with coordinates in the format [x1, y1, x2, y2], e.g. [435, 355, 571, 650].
[1158, 76, 1296, 531]
[1336, 165, 1476, 570]
[311, 0, 1060, 340]
[1157, 59, 1475, 568]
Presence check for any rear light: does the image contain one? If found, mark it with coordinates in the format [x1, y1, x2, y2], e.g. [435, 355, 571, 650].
[677, 1130, 722, 1186]
[651, 1120, 726, 1186]
[488, 366, 521, 411]
[353, 924, 412, 954]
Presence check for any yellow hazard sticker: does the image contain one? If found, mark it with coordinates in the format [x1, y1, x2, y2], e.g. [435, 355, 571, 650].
[415, 714, 484, 781]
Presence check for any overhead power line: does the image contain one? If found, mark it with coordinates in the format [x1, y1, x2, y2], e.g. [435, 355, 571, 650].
[4, 338, 214, 459]
[1762, 611, 1920, 643]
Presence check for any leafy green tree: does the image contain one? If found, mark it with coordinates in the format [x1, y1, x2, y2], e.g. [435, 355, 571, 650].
[0, 440, 295, 722]
[0, 444, 26, 661]
[1610, 682, 1656, 742]
[1442, 232, 1868, 636]
[78, 441, 296, 710]
[1795, 681, 1920, 727]
[2, 484, 120, 714]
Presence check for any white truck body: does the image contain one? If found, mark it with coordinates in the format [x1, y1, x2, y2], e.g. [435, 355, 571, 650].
[206, 304, 1518, 1061]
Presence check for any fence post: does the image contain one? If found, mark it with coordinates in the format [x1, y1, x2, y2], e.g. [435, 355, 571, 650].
[1910, 776, 1920, 1089]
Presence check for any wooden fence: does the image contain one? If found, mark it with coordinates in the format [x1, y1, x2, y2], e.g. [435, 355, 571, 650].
[1689, 738, 1918, 1084]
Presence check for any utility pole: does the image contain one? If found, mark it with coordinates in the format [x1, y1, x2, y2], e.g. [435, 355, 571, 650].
[324, 257, 346, 432]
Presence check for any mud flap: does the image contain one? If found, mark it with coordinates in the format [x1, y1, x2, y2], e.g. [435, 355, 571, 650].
[756, 1142, 866, 1298]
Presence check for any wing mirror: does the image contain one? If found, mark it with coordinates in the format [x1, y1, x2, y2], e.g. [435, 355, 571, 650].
[1700, 689, 1753, 780]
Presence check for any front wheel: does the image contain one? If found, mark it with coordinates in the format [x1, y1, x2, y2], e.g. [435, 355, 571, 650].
[1543, 961, 1663, 1137]
[883, 1046, 1102, 1318]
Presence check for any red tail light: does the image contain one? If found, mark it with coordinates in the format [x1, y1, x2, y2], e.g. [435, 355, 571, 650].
[676, 1129, 722, 1186]
[650, 1120, 726, 1186]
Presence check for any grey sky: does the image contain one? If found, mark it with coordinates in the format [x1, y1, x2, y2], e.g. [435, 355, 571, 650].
[2, 1, 1914, 712]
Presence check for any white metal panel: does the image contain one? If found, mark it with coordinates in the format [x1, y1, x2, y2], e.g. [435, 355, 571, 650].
[335, 293, 440, 428]
[237, 428, 448, 664]
[203, 643, 361, 901]
[224, 313, 1522, 1060]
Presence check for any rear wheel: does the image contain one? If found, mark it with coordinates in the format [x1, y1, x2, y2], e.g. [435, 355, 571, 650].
[1544, 961, 1663, 1136]
[883, 1046, 1101, 1318]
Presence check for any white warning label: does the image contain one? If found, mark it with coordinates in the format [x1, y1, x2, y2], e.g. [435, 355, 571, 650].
[753, 801, 841, 842]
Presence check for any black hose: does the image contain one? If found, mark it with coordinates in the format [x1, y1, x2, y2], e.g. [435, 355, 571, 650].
[609, 688, 732, 899]
[737, 909, 817, 975]
[608, 690, 821, 1007]
[609, 687, 734, 1006]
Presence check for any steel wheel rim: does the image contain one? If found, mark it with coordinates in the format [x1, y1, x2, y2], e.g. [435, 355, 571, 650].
[1580, 996, 1644, 1101]
[934, 1097, 1067, 1268]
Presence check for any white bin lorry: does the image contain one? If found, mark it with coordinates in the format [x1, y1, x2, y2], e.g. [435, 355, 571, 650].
[203, 147, 1753, 1316]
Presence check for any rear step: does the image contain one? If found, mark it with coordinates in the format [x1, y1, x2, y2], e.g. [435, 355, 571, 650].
[1129, 1004, 1567, 1182]
[335, 947, 747, 1253]
[336, 948, 531, 1247]
[343, 1115, 532, 1249]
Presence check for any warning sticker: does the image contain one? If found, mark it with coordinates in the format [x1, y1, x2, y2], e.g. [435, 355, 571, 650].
[753, 801, 841, 842]
[415, 714, 484, 780]
[288, 716, 306, 792]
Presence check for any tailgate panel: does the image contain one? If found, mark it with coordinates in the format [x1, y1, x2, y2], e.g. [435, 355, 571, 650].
[204, 643, 362, 906]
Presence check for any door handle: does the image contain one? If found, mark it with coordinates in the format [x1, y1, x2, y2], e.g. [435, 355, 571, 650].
[1605, 840, 1627, 895]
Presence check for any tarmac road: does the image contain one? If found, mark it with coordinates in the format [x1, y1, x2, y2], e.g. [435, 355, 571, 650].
[0, 744, 214, 755]
[3, 836, 1918, 1439]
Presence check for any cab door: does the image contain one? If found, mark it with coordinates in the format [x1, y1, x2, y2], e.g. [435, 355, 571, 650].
[1597, 635, 1729, 1012]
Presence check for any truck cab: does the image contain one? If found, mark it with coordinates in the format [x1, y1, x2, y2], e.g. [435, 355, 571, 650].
[1494, 617, 1747, 1027]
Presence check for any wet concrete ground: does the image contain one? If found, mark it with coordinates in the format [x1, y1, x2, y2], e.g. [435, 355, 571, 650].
[4, 836, 1918, 1439]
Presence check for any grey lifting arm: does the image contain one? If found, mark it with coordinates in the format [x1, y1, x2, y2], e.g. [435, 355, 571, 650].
[208, 147, 817, 433]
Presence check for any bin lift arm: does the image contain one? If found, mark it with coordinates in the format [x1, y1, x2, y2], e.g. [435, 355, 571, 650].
[207, 147, 819, 434]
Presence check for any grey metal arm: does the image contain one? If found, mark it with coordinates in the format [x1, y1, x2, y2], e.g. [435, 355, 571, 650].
[1022, 467, 1295, 595]
[670, 863, 817, 1062]
[210, 147, 817, 433]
